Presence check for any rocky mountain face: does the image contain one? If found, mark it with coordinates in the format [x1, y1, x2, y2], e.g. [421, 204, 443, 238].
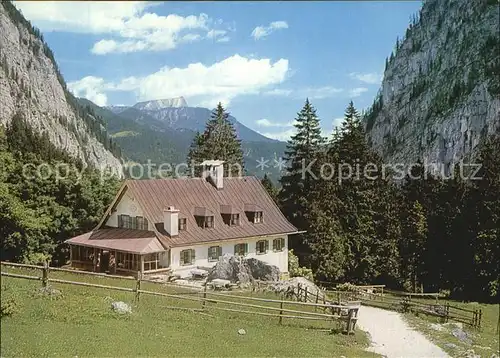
[0, 1, 122, 174]
[365, 0, 500, 174]
[108, 99, 278, 143]
[133, 96, 188, 110]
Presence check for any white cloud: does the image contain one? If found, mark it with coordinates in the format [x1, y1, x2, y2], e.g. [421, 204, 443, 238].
[348, 87, 369, 98]
[349, 72, 382, 84]
[68, 76, 110, 106]
[251, 20, 288, 40]
[68, 54, 289, 107]
[264, 88, 293, 96]
[264, 86, 344, 100]
[207, 29, 230, 43]
[15, 2, 229, 54]
[258, 128, 296, 141]
[256, 118, 295, 128]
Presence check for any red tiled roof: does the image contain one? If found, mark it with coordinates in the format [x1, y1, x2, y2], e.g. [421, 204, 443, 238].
[65, 228, 165, 254]
[127, 176, 298, 247]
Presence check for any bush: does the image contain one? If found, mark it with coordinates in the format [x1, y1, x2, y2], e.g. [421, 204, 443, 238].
[336, 282, 359, 292]
[1, 297, 18, 318]
[288, 249, 314, 281]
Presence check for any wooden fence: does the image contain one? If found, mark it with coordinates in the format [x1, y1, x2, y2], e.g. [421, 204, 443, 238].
[0, 262, 359, 334]
[325, 287, 482, 329]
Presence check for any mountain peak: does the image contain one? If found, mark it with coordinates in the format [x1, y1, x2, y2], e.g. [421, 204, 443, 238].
[133, 97, 188, 110]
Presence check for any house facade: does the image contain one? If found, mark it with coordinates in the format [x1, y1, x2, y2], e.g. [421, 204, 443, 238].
[66, 161, 299, 278]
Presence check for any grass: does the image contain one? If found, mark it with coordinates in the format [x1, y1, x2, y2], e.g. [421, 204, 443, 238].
[403, 300, 499, 357]
[1, 266, 378, 357]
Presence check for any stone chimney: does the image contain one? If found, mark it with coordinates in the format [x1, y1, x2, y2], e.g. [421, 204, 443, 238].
[163, 206, 179, 236]
[200, 160, 225, 190]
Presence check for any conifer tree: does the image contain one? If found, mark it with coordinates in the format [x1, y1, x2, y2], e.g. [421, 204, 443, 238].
[278, 99, 325, 262]
[261, 173, 278, 203]
[186, 102, 244, 177]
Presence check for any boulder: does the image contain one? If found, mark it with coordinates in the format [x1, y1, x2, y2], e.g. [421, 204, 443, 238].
[207, 254, 280, 283]
[269, 277, 325, 302]
[111, 301, 132, 314]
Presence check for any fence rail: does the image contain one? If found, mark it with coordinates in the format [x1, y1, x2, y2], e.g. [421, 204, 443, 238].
[324, 287, 482, 329]
[1, 262, 359, 334]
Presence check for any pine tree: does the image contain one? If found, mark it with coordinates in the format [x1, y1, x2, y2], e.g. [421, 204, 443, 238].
[400, 201, 428, 292]
[186, 103, 244, 177]
[278, 99, 325, 263]
[261, 173, 278, 203]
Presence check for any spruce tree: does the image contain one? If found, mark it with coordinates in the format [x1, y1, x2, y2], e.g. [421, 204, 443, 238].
[278, 99, 325, 263]
[186, 103, 244, 177]
[261, 173, 278, 203]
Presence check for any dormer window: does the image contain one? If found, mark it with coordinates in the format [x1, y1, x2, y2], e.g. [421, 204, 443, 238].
[194, 207, 214, 229]
[220, 204, 240, 226]
[196, 215, 214, 228]
[179, 218, 187, 231]
[244, 204, 264, 224]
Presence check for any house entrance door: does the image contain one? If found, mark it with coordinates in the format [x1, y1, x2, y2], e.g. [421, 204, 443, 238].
[100, 251, 110, 273]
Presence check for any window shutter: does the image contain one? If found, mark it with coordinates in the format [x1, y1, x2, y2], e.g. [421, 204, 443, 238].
[132, 217, 138, 229]
[244, 243, 248, 255]
[272, 239, 276, 251]
[255, 241, 259, 252]
[265, 240, 269, 252]
[118, 215, 123, 228]
[234, 244, 238, 255]
[191, 249, 196, 262]
[217, 246, 222, 258]
[180, 251, 185, 265]
[144, 218, 148, 230]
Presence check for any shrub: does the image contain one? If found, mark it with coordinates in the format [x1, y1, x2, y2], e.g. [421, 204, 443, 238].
[288, 249, 314, 281]
[336, 282, 359, 292]
[1, 297, 18, 318]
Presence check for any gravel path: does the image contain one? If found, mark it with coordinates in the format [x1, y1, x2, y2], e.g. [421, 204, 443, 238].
[356, 305, 450, 358]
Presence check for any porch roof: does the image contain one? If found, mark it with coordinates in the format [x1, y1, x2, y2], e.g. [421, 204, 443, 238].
[66, 228, 165, 255]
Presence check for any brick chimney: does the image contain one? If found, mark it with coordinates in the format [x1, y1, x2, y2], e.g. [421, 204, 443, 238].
[200, 160, 224, 190]
[163, 206, 179, 236]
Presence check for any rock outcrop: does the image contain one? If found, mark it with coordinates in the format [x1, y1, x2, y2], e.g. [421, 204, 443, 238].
[0, 2, 122, 174]
[365, 0, 500, 174]
[207, 254, 280, 283]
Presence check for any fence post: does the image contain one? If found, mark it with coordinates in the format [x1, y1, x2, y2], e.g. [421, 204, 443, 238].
[445, 302, 450, 323]
[478, 309, 482, 329]
[297, 283, 301, 301]
[202, 282, 207, 310]
[337, 291, 341, 304]
[279, 299, 284, 325]
[135, 271, 141, 302]
[345, 308, 354, 335]
[42, 261, 49, 287]
[304, 287, 308, 302]
[315, 291, 319, 312]
[323, 295, 326, 313]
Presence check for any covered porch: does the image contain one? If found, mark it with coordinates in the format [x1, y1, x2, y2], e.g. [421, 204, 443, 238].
[66, 228, 171, 277]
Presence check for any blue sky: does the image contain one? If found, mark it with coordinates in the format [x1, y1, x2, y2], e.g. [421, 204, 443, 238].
[16, 1, 422, 141]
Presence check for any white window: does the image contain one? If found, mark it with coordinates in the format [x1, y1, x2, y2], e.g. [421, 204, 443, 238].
[234, 243, 248, 256]
[254, 211, 263, 223]
[272, 238, 285, 252]
[180, 249, 195, 266]
[179, 218, 187, 231]
[208, 246, 222, 262]
[196, 215, 214, 228]
[256, 240, 269, 255]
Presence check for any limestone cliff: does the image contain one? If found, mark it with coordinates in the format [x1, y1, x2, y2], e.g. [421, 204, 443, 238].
[365, 0, 500, 173]
[0, 1, 122, 174]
